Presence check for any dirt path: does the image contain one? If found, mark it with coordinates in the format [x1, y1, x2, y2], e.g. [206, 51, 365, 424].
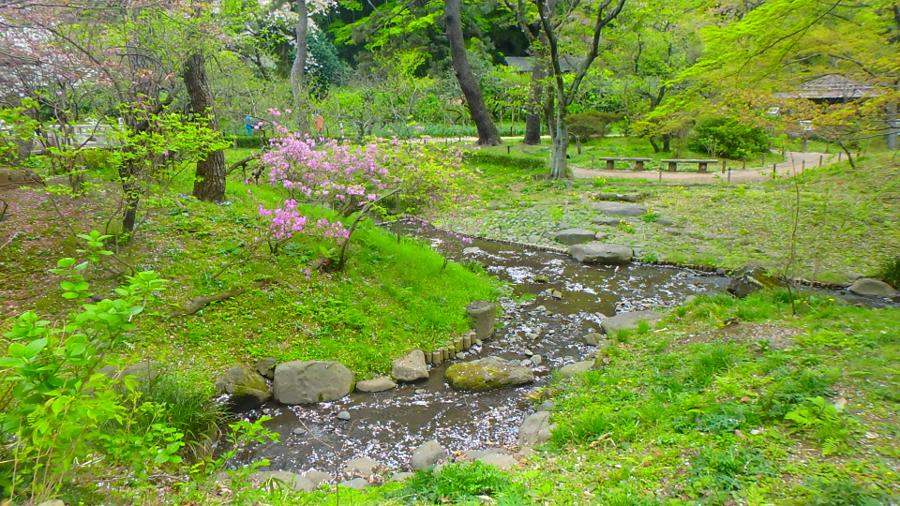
[572, 151, 838, 184]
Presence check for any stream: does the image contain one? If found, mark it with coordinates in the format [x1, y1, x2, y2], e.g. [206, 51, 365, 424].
[231, 224, 732, 475]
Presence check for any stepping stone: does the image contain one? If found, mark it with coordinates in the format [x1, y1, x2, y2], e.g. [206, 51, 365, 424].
[601, 310, 661, 334]
[554, 228, 597, 245]
[356, 376, 397, 393]
[592, 216, 624, 226]
[558, 360, 594, 378]
[592, 202, 646, 216]
[849, 278, 898, 298]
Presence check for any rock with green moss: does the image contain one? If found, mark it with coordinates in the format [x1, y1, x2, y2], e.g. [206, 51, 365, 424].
[445, 356, 534, 391]
[727, 266, 784, 298]
[216, 364, 271, 411]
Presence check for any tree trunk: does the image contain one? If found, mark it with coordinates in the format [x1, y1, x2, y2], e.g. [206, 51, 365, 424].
[291, 0, 309, 134]
[648, 137, 661, 153]
[524, 60, 544, 145]
[444, 0, 501, 146]
[662, 135, 671, 152]
[184, 51, 226, 202]
[549, 89, 568, 179]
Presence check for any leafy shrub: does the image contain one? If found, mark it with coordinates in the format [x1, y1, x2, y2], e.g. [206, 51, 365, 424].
[688, 116, 770, 159]
[399, 461, 528, 504]
[760, 367, 837, 418]
[875, 257, 900, 288]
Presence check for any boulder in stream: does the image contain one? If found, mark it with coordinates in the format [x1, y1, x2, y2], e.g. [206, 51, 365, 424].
[726, 266, 783, 298]
[568, 242, 633, 265]
[445, 356, 534, 391]
[601, 310, 661, 335]
[849, 278, 898, 298]
[273, 360, 353, 404]
[518, 411, 554, 446]
[411, 440, 448, 470]
[216, 364, 271, 411]
[391, 350, 428, 382]
[342, 457, 383, 478]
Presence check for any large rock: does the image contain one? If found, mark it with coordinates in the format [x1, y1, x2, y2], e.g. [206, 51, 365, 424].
[554, 228, 597, 245]
[467, 301, 497, 340]
[592, 202, 646, 216]
[273, 360, 354, 404]
[0, 168, 40, 188]
[849, 278, 898, 298]
[356, 376, 397, 393]
[340, 478, 369, 489]
[445, 356, 534, 391]
[558, 360, 595, 378]
[216, 364, 271, 411]
[303, 469, 332, 487]
[255, 357, 277, 379]
[601, 310, 661, 334]
[391, 350, 428, 382]
[580, 332, 603, 346]
[726, 266, 783, 298]
[518, 411, 554, 446]
[568, 242, 633, 265]
[410, 440, 448, 470]
[461, 449, 517, 470]
[251, 470, 315, 492]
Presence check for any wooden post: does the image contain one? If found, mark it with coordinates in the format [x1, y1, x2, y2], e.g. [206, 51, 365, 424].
[507, 145, 511, 155]
[818, 154, 823, 167]
[720, 159, 726, 173]
[591, 154, 595, 169]
[772, 163, 777, 177]
[658, 168, 662, 182]
[801, 160, 806, 172]
[742, 160, 747, 170]
[727, 167, 732, 183]
[838, 152, 842, 162]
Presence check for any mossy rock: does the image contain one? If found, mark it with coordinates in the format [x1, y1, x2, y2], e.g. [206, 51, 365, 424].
[445, 356, 534, 391]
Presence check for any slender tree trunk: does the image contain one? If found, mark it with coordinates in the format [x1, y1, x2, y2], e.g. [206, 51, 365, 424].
[549, 88, 568, 179]
[648, 137, 661, 153]
[524, 60, 544, 145]
[662, 134, 671, 152]
[184, 51, 226, 202]
[291, 0, 309, 134]
[444, 0, 501, 146]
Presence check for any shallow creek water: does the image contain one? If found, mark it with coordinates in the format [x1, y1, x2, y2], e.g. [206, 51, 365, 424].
[232, 226, 732, 474]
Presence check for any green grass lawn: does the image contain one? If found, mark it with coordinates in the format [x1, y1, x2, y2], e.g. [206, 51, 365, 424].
[443, 150, 899, 285]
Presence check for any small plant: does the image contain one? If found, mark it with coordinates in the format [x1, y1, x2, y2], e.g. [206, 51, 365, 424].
[785, 396, 859, 455]
[689, 446, 774, 495]
[875, 257, 900, 288]
[617, 221, 635, 233]
[641, 211, 659, 223]
[592, 177, 607, 188]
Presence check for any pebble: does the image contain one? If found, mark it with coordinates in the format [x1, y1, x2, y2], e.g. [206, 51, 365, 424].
[456, 352, 466, 359]
[530, 355, 543, 366]
[292, 427, 307, 435]
[415, 389, 427, 395]
[337, 411, 351, 421]
[523, 349, 534, 356]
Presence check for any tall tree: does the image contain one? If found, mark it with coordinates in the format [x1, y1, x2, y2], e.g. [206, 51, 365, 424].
[184, 51, 226, 202]
[534, 0, 626, 178]
[444, 0, 502, 146]
[291, 0, 310, 133]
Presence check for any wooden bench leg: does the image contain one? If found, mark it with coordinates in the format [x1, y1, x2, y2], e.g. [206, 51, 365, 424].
[698, 162, 708, 173]
[668, 161, 677, 172]
[606, 160, 615, 171]
[634, 161, 645, 171]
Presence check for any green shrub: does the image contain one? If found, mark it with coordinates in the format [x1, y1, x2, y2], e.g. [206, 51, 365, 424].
[136, 372, 226, 459]
[785, 396, 859, 455]
[805, 478, 891, 505]
[688, 116, 770, 159]
[689, 446, 774, 495]
[229, 134, 264, 149]
[398, 461, 529, 504]
[565, 111, 620, 144]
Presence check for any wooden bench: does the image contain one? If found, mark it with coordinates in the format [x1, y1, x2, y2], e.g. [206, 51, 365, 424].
[596, 157, 653, 171]
[660, 158, 719, 172]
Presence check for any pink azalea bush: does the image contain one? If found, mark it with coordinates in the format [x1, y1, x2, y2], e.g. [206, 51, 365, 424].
[258, 118, 476, 268]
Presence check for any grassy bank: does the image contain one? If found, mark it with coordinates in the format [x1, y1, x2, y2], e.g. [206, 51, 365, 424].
[444, 150, 899, 284]
[0, 155, 501, 379]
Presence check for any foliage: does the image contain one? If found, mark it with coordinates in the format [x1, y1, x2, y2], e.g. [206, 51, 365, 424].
[784, 396, 859, 455]
[0, 100, 39, 163]
[0, 233, 175, 502]
[688, 116, 770, 159]
[876, 257, 900, 288]
[398, 461, 529, 505]
[565, 111, 620, 143]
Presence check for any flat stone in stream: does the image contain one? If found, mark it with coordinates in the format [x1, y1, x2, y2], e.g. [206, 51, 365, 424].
[445, 356, 534, 391]
[568, 242, 633, 265]
[340, 477, 369, 489]
[343, 457, 382, 478]
[356, 376, 397, 392]
[273, 360, 354, 405]
[601, 310, 661, 334]
[592, 202, 646, 216]
[554, 228, 597, 245]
